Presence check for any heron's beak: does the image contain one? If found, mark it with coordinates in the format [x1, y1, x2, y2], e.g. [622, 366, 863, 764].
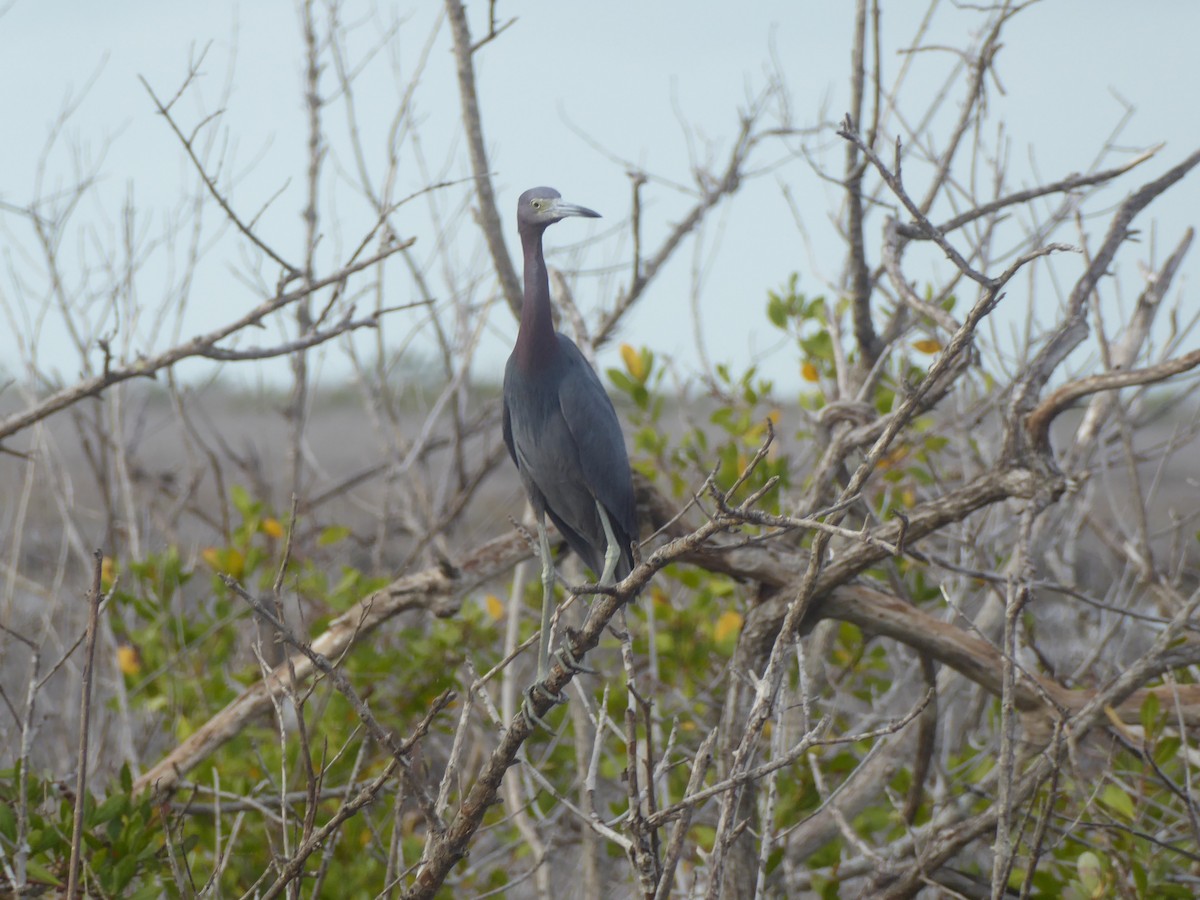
[550, 198, 601, 219]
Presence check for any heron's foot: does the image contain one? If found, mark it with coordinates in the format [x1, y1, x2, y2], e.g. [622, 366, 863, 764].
[555, 633, 596, 675]
[607, 621, 630, 642]
[522, 681, 564, 730]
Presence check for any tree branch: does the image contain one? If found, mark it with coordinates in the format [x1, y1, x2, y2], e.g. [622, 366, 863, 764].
[1026, 347, 1200, 453]
[133, 526, 514, 798]
[1006, 147, 1200, 453]
[444, 0, 523, 316]
[0, 241, 412, 445]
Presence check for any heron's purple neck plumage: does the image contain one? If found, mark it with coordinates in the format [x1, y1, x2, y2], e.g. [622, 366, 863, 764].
[514, 224, 557, 371]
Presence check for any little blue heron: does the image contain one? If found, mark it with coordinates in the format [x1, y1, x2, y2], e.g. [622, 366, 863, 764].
[503, 187, 638, 683]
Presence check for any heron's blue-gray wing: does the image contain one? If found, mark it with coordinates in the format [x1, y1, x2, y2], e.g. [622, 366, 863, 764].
[554, 335, 638, 574]
[504, 352, 602, 572]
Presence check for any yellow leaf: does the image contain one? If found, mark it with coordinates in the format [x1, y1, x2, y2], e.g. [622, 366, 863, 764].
[226, 549, 245, 578]
[621, 343, 647, 382]
[766, 409, 782, 426]
[714, 609, 743, 642]
[801, 361, 820, 382]
[485, 594, 504, 620]
[879, 446, 909, 470]
[913, 338, 942, 354]
[202, 547, 244, 578]
[901, 488, 916, 508]
[261, 517, 285, 538]
[116, 643, 142, 676]
[100, 556, 116, 589]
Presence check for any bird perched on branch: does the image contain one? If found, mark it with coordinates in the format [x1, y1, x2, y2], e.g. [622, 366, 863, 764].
[503, 187, 638, 684]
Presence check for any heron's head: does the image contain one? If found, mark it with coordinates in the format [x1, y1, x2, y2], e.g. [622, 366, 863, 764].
[517, 187, 600, 231]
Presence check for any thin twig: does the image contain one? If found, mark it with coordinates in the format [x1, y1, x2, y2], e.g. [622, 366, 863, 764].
[66, 550, 104, 900]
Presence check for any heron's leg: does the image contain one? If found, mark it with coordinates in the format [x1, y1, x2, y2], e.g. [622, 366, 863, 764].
[553, 623, 598, 674]
[596, 500, 621, 586]
[536, 518, 556, 680]
[522, 518, 565, 729]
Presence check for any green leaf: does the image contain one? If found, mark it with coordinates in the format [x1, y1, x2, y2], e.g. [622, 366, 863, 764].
[799, 330, 833, 360]
[1130, 860, 1148, 896]
[1154, 735, 1181, 766]
[26, 859, 64, 887]
[1140, 691, 1160, 735]
[606, 368, 634, 393]
[111, 855, 139, 893]
[1099, 784, 1134, 820]
[0, 801, 15, 841]
[230, 484, 257, 517]
[767, 296, 788, 328]
[1076, 850, 1103, 893]
[923, 435, 950, 453]
[318, 525, 351, 546]
[93, 793, 128, 825]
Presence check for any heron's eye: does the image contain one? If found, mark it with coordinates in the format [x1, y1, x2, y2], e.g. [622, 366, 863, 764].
[531, 199, 543, 210]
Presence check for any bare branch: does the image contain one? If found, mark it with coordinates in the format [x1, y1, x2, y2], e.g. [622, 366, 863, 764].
[1007, 146, 1200, 449]
[1027, 347, 1200, 453]
[443, 0, 522, 316]
[66, 551, 104, 900]
[898, 144, 1164, 239]
[139, 75, 300, 279]
[0, 240, 412, 445]
[844, 0, 881, 367]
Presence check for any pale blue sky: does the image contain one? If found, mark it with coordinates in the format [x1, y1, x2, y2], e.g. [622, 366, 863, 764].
[2, 2, 1197, 391]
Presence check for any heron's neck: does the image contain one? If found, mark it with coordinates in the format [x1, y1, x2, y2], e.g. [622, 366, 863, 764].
[515, 228, 557, 370]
